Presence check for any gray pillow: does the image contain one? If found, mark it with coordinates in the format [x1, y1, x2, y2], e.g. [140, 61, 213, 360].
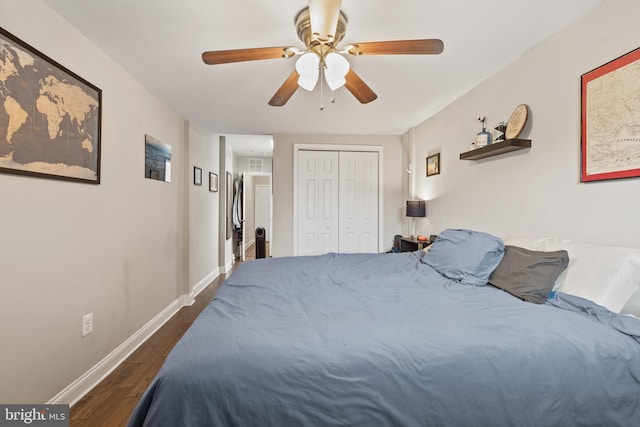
[423, 229, 505, 286]
[489, 245, 569, 303]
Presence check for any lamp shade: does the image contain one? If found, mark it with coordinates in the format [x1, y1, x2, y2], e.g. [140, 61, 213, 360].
[406, 200, 426, 217]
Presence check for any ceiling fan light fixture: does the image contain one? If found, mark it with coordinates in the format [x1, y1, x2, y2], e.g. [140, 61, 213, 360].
[308, 0, 342, 44]
[324, 52, 350, 91]
[295, 52, 320, 91]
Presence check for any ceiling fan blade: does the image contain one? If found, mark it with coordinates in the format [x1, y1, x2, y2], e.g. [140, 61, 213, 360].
[346, 39, 444, 56]
[268, 71, 300, 106]
[344, 69, 377, 104]
[202, 46, 296, 65]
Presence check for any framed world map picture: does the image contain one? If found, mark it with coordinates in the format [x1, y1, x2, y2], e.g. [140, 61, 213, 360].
[0, 27, 101, 184]
[581, 47, 640, 182]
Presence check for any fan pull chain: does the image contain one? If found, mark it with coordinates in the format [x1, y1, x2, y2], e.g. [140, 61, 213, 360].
[319, 63, 325, 110]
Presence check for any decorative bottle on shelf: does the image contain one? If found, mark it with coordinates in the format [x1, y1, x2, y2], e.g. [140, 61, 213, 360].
[494, 121, 507, 143]
[476, 116, 492, 148]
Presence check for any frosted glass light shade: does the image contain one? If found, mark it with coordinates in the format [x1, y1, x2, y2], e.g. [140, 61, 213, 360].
[296, 52, 320, 91]
[324, 52, 350, 91]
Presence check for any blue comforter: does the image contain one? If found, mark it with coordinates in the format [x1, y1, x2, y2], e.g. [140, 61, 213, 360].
[128, 252, 640, 426]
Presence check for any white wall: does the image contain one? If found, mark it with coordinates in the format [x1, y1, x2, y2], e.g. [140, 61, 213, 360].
[0, 1, 222, 404]
[411, 0, 640, 249]
[272, 134, 404, 257]
[188, 126, 221, 291]
[235, 155, 273, 174]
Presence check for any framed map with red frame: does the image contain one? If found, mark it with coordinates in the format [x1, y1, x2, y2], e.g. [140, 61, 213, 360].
[581, 47, 640, 182]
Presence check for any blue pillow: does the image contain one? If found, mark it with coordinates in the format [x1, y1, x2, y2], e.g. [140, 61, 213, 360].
[423, 229, 505, 286]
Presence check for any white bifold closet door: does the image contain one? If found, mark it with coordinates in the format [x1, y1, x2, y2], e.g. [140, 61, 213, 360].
[297, 150, 378, 256]
[338, 151, 379, 253]
[298, 150, 340, 256]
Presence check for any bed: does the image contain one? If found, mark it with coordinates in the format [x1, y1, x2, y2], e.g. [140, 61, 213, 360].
[128, 229, 640, 427]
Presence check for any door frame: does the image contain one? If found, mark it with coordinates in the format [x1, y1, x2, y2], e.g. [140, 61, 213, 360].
[293, 144, 384, 255]
[242, 171, 273, 260]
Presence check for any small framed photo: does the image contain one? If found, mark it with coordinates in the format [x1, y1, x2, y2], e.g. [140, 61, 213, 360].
[193, 166, 202, 185]
[145, 135, 171, 182]
[209, 172, 218, 192]
[426, 153, 440, 177]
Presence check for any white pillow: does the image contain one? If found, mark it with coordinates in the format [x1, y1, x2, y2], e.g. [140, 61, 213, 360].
[502, 236, 640, 313]
[622, 290, 640, 317]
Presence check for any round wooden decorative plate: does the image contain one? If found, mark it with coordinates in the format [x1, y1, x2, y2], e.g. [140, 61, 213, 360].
[505, 104, 528, 140]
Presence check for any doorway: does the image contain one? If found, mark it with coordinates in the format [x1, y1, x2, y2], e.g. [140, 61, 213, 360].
[241, 172, 272, 260]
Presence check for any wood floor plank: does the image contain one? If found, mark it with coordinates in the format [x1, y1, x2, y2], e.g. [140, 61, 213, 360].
[70, 266, 235, 426]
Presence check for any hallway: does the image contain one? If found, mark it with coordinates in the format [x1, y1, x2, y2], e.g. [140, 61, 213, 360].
[244, 241, 270, 261]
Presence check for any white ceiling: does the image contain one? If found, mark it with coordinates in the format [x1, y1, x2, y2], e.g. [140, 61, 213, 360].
[226, 134, 274, 157]
[44, 0, 601, 140]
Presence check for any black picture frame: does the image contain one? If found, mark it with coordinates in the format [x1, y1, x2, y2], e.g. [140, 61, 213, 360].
[209, 172, 218, 192]
[194, 166, 202, 185]
[0, 27, 102, 184]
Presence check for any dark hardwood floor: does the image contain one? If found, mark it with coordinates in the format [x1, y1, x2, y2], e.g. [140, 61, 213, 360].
[70, 266, 235, 426]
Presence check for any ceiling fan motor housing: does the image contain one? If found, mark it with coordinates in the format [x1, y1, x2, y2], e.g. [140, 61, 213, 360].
[295, 7, 347, 49]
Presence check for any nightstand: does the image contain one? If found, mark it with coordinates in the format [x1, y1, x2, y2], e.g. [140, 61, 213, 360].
[400, 237, 431, 252]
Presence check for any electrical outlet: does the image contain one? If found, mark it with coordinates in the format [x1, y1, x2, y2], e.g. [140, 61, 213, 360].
[82, 312, 93, 337]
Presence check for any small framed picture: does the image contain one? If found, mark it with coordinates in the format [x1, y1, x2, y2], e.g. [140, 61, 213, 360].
[209, 172, 218, 192]
[193, 166, 202, 185]
[145, 135, 171, 182]
[426, 153, 440, 177]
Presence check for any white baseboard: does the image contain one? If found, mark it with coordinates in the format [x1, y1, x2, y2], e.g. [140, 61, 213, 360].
[244, 239, 255, 250]
[183, 267, 220, 306]
[221, 260, 234, 273]
[49, 267, 221, 407]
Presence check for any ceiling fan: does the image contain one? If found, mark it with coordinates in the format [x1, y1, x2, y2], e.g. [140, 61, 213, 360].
[201, 0, 444, 107]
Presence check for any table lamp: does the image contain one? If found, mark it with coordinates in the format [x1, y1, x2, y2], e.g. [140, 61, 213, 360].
[406, 200, 426, 238]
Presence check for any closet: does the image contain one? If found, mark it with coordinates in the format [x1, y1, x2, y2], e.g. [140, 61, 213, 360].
[296, 149, 379, 256]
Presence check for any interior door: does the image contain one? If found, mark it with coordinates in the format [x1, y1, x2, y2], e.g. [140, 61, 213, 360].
[339, 151, 379, 253]
[297, 150, 339, 256]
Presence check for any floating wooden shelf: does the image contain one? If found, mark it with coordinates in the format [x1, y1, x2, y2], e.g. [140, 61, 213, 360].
[459, 138, 531, 161]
